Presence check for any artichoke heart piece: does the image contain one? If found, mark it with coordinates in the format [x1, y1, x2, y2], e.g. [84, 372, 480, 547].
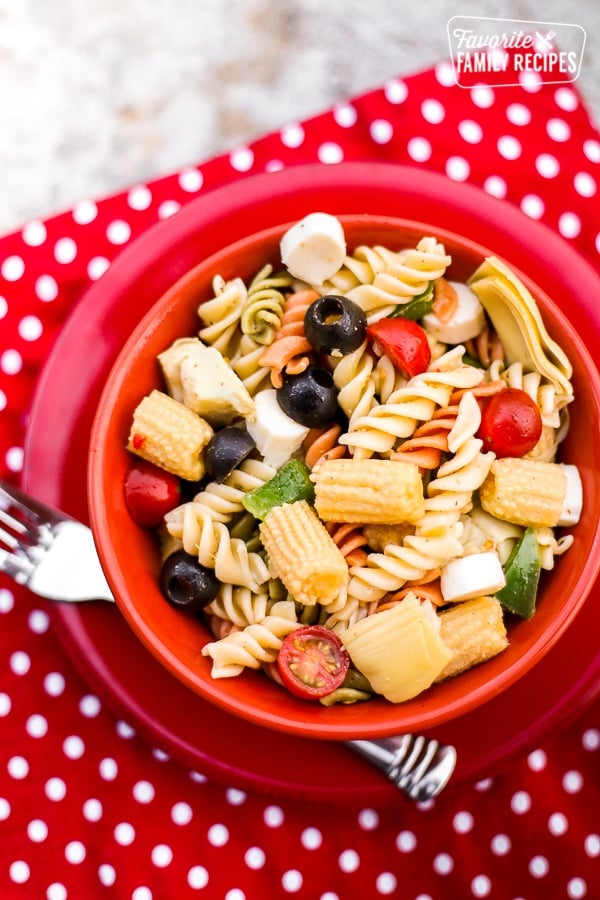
[468, 257, 573, 401]
[340, 594, 452, 703]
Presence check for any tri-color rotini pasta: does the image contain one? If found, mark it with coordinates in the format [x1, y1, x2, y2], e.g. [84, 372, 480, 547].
[124, 213, 582, 706]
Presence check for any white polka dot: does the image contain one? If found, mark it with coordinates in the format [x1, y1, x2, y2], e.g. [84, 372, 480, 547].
[384, 78, 408, 104]
[72, 200, 98, 225]
[407, 136, 432, 163]
[582, 728, 600, 751]
[157, 200, 181, 219]
[28, 609, 50, 633]
[153, 748, 170, 762]
[567, 877, 587, 899]
[99, 757, 118, 780]
[188, 866, 210, 889]
[317, 142, 344, 164]
[151, 844, 173, 867]
[376, 872, 397, 894]
[245, 847, 265, 869]
[0, 296, 7, 319]
[519, 69, 542, 92]
[471, 875, 492, 897]
[45, 777, 66, 800]
[6, 446, 24, 473]
[558, 212, 581, 239]
[0, 692, 11, 715]
[511, 790, 531, 813]
[521, 194, 546, 218]
[10, 650, 30, 674]
[282, 869, 303, 892]
[47, 885, 67, 900]
[18, 315, 43, 342]
[9, 861, 30, 884]
[79, 694, 101, 717]
[370, 119, 394, 144]
[595, 233, 600, 255]
[208, 823, 229, 847]
[87, 257, 110, 280]
[128, 185, 153, 211]
[280, 124, 305, 148]
[583, 139, 600, 164]
[527, 749, 547, 771]
[536, 154, 560, 178]
[471, 85, 494, 108]
[421, 99, 445, 124]
[132, 889, 152, 900]
[106, 220, 132, 246]
[555, 86, 578, 111]
[0, 798, 10, 820]
[563, 769, 583, 793]
[433, 852, 454, 875]
[178, 168, 204, 192]
[226, 787, 246, 806]
[357, 808, 379, 830]
[116, 720, 135, 739]
[396, 830, 417, 852]
[265, 158, 284, 172]
[491, 833, 511, 855]
[301, 827, 322, 850]
[98, 864, 116, 887]
[35, 274, 59, 301]
[83, 799, 103, 822]
[54, 237, 77, 264]
[264, 804, 284, 827]
[529, 855, 549, 877]
[574, 172, 597, 198]
[133, 780, 155, 803]
[27, 819, 48, 842]
[22, 220, 47, 246]
[114, 822, 135, 845]
[452, 811, 474, 834]
[458, 120, 483, 143]
[446, 156, 470, 181]
[171, 801, 193, 825]
[65, 840, 86, 864]
[44, 672, 66, 696]
[26, 714, 48, 738]
[189, 770, 207, 783]
[584, 833, 600, 857]
[1, 255, 25, 281]
[339, 849, 360, 873]
[497, 135, 522, 160]
[547, 118, 571, 142]
[333, 104, 358, 127]
[2, 349, 23, 375]
[8, 756, 30, 779]
[548, 812, 568, 835]
[62, 735, 84, 759]
[230, 147, 254, 172]
[435, 60, 456, 86]
[0, 389, 6, 412]
[506, 103, 531, 126]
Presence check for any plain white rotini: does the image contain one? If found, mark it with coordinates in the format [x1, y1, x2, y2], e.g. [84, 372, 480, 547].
[201, 599, 301, 677]
[198, 275, 247, 355]
[229, 333, 273, 396]
[206, 583, 274, 628]
[535, 527, 574, 570]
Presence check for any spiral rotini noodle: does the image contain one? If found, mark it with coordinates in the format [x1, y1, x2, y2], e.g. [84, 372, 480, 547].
[258, 289, 318, 388]
[205, 582, 274, 628]
[197, 275, 247, 356]
[240, 264, 293, 345]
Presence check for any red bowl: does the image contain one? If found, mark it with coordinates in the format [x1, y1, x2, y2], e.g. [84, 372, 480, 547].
[88, 213, 600, 739]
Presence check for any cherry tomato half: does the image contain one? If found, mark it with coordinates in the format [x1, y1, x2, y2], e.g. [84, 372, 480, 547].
[124, 459, 181, 527]
[367, 317, 431, 378]
[477, 388, 542, 458]
[277, 625, 350, 699]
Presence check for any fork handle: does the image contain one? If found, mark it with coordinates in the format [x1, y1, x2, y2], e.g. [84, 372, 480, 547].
[29, 520, 115, 602]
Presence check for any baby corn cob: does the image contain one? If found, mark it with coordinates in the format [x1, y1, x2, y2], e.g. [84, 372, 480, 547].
[435, 595, 508, 681]
[312, 458, 425, 524]
[259, 500, 348, 607]
[127, 389, 213, 481]
[479, 457, 566, 528]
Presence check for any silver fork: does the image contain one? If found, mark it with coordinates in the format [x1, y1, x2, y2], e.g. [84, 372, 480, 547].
[0, 478, 457, 801]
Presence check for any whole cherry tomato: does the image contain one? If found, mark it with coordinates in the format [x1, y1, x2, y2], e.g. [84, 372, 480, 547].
[477, 388, 542, 458]
[367, 317, 431, 378]
[124, 459, 181, 527]
[277, 625, 350, 699]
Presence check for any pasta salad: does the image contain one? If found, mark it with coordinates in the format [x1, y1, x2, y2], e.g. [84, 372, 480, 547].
[123, 213, 582, 706]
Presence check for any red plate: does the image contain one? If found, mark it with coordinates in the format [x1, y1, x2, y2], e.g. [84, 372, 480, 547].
[22, 163, 600, 805]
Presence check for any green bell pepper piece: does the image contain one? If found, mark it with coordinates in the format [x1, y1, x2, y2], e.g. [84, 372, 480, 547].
[389, 282, 435, 320]
[495, 527, 541, 620]
[242, 459, 315, 520]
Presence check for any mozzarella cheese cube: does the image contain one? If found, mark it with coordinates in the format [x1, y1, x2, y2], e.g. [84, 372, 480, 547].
[280, 212, 346, 284]
[246, 389, 309, 469]
[422, 282, 486, 344]
[440, 550, 506, 604]
[558, 464, 583, 526]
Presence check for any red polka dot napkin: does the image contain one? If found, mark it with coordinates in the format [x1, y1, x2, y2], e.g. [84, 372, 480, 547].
[1, 60, 599, 899]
